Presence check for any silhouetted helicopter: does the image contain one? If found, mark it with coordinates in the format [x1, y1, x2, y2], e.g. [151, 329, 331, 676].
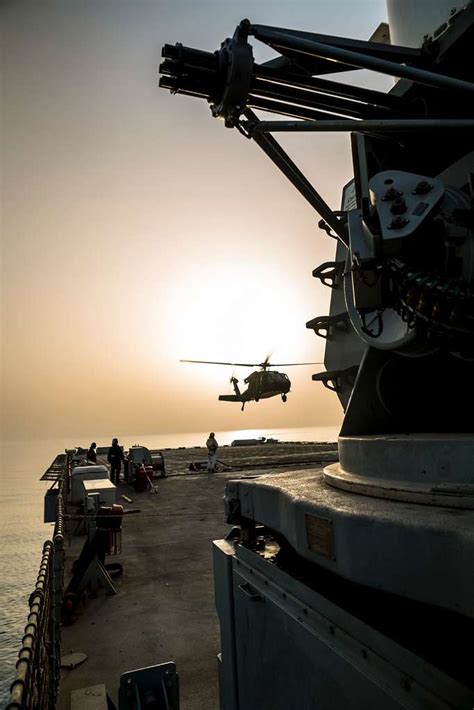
[181, 356, 323, 410]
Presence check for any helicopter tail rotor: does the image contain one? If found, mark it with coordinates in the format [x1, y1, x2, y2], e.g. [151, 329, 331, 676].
[229, 375, 242, 399]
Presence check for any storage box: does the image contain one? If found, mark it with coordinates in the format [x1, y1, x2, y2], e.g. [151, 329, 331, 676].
[71, 465, 109, 504]
[44, 488, 59, 523]
[83, 478, 116, 508]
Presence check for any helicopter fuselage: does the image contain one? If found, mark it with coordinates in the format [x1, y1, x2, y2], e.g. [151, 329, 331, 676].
[219, 370, 291, 409]
[244, 370, 290, 399]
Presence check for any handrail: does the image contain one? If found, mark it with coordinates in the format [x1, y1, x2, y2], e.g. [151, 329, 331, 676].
[7, 452, 70, 709]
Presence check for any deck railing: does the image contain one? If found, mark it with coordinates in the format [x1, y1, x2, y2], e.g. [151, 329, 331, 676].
[7, 454, 69, 710]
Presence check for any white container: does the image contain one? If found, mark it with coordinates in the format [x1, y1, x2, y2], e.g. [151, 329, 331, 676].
[387, 0, 458, 48]
[83, 478, 116, 508]
[70, 465, 109, 504]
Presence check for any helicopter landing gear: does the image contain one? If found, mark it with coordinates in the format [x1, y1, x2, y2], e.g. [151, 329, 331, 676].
[281, 394, 287, 402]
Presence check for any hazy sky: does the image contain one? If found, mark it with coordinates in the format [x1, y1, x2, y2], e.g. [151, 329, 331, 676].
[1, 0, 389, 440]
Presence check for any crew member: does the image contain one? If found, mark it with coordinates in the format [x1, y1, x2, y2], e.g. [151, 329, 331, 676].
[87, 442, 97, 463]
[206, 432, 218, 473]
[108, 438, 123, 485]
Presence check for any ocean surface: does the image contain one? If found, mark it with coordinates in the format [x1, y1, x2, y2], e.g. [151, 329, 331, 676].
[0, 425, 338, 703]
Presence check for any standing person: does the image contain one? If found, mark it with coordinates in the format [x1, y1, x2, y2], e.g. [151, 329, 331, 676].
[87, 442, 97, 463]
[206, 432, 218, 473]
[108, 438, 123, 485]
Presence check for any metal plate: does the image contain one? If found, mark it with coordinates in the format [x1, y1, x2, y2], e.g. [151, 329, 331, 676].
[305, 514, 334, 558]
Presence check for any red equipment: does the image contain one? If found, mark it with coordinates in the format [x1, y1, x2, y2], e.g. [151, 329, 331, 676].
[134, 463, 154, 493]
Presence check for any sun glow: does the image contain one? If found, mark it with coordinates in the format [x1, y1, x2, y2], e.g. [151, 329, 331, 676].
[160, 258, 323, 368]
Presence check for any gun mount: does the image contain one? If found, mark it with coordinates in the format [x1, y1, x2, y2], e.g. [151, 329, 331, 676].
[160, 4, 474, 709]
[160, 4, 474, 484]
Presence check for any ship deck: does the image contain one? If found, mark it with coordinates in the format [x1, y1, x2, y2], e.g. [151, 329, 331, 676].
[57, 442, 337, 709]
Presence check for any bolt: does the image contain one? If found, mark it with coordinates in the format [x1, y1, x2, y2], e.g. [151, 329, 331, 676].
[413, 180, 432, 195]
[390, 197, 407, 215]
[382, 187, 400, 201]
[388, 216, 409, 230]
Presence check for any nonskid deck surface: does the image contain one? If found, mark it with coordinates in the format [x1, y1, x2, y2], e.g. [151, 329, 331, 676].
[58, 443, 336, 709]
[153, 441, 338, 475]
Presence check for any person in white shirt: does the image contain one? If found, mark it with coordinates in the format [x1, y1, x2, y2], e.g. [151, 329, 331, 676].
[206, 432, 218, 472]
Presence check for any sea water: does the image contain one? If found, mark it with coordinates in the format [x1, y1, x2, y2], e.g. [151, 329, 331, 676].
[0, 425, 338, 702]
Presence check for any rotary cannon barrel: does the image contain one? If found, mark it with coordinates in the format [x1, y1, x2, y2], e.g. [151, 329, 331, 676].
[158, 20, 428, 127]
[160, 42, 397, 121]
[160, 44, 220, 100]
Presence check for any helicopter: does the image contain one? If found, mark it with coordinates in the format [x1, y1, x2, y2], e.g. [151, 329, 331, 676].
[180, 356, 323, 410]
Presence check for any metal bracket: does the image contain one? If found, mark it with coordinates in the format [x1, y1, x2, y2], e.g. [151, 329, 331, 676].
[306, 312, 349, 339]
[312, 261, 345, 289]
[238, 582, 264, 602]
[312, 365, 359, 392]
[119, 662, 179, 710]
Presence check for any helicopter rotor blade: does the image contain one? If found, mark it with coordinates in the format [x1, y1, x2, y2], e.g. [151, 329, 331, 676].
[180, 359, 325, 368]
[180, 359, 257, 367]
[264, 362, 325, 367]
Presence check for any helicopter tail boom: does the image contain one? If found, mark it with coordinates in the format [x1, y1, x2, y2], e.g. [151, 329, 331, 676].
[219, 375, 244, 403]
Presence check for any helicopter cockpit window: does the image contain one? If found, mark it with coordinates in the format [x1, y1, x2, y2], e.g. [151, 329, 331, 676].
[269, 371, 286, 384]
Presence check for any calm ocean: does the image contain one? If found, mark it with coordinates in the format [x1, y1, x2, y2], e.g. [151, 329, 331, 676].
[0, 425, 338, 702]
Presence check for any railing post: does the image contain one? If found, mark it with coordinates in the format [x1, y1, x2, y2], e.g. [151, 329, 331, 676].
[52, 485, 65, 705]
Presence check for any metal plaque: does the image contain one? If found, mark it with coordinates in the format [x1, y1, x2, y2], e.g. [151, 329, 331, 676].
[305, 514, 334, 559]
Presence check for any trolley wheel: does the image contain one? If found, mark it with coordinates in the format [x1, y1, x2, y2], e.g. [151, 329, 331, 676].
[133, 477, 148, 493]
